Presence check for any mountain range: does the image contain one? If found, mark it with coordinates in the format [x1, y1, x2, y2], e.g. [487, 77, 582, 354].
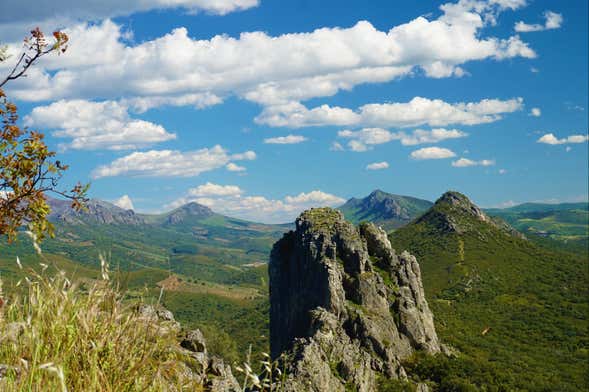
[45, 190, 589, 250]
[338, 189, 433, 230]
[1, 189, 587, 389]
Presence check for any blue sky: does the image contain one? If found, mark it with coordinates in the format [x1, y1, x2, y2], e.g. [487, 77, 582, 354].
[1, 0, 587, 222]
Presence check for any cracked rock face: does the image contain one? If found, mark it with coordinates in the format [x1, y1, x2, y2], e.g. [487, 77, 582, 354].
[269, 208, 440, 392]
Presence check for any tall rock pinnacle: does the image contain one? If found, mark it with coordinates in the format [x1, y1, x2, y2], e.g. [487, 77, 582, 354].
[269, 208, 440, 391]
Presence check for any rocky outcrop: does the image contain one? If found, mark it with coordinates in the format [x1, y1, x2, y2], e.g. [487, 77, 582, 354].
[415, 191, 525, 238]
[48, 198, 145, 225]
[437, 191, 489, 222]
[136, 304, 240, 392]
[179, 328, 240, 392]
[269, 208, 440, 391]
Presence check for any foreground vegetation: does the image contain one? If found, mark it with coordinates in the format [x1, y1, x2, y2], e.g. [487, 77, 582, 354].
[0, 212, 282, 364]
[0, 259, 201, 391]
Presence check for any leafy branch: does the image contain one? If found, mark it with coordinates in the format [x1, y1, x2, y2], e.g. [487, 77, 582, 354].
[0, 28, 87, 242]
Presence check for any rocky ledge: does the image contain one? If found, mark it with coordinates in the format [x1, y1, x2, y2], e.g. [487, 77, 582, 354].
[269, 208, 441, 391]
[135, 304, 240, 392]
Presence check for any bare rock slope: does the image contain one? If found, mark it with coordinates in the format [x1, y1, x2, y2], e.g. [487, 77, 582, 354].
[269, 208, 440, 391]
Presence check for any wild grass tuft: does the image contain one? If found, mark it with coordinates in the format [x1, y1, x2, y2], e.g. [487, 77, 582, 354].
[0, 255, 202, 391]
[235, 346, 286, 392]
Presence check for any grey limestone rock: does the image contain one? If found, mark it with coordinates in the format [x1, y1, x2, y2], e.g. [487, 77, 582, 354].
[269, 208, 440, 391]
[181, 329, 208, 354]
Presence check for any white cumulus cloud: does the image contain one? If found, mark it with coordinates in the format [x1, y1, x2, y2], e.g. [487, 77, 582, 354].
[410, 147, 456, 160]
[330, 142, 345, 151]
[338, 128, 397, 151]
[91, 145, 255, 178]
[336, 127, 468, 151]
[0, 0, 259, 41]
[515, 11, 563, 33]
[166, 185, 345, 223]
[397, 128, 468, 145]
[2, 2, 535, 111]
[537, 133, 589, 145]
[257, 97, 523, 128]
[284, 191, 345, 205]
[530, 107, 541, 117]
[451, 158, 495, 167]
[25, 99, 176, 150]
[113, 195, 134, 210]
[366, 161, 389, 170]
[263, 135, 308, 144]
[226, 163, 246, 172]
[186, 182, 243, 197]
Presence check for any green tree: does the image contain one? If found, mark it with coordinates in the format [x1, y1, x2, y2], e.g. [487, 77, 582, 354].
[0, 28, 87, 242]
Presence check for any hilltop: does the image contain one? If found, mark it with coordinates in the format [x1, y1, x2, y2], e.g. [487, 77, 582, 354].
[389, 191, 588, 390]
[339, 190, 432, 230]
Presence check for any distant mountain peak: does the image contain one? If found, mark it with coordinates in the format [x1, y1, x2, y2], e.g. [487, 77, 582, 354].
[48, 197, 144, 225]
[181, 201, 213, 214]
[435, 191, 489, 223]
[339, 189, 433, 230]
[165, 201, 214, 225]
[438, 190, 469, 204]
[418, 191, 522, 237]
[367, 188, 386, 198]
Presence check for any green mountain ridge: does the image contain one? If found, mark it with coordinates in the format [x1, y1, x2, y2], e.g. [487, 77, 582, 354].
[389, 191, 588, 390]
[338, 189, 433, 230]
[485, 202, 588, 252]
[338, 189, 588, 253]
[487, 201, 589, 214]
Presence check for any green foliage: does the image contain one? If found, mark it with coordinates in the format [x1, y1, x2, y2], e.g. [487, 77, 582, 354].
[1, 29, 87, 243]
[404, 352, 513, 391]
[301, 207, 343, 232]
[487, 202, 588, 214]
[198, 325, 240, 364]
[3, 193, 586, 390]
[487, 202, 588, 253]
[172, 244, 199, 254]
[0, 200, 282, 377]
[0, 212, 282, 286]
[377, 377, 416, 391]
[162, 290, 269, 368]
[390, 200, 589, 391]
[0, 265, 202, 391]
